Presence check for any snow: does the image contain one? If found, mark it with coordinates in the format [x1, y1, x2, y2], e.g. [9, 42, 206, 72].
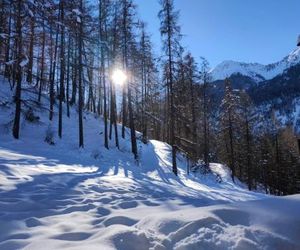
[210, 47, 300, 82]
[72, 9, 82, 16]
[5, 59, 16, 66]
[0, 76, 299, 249]
[0, 33, 8, 39]
[72, 9, 82, 23]
[20, 56, 29, 67]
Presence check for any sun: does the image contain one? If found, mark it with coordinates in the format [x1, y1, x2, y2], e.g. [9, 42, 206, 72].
[112, 69, 127, 86]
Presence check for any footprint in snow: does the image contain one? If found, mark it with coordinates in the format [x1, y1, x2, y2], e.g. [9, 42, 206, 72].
[97, 207, 111, 217]
[5, 233, 31, 240]
[103, 216, 138, 227]
[25, 217, 43, 227]
[118, 201, 138, 209]
[98, 197, 112, 204]
[141, 200, 160, 207]
[52, 232, 92, 241]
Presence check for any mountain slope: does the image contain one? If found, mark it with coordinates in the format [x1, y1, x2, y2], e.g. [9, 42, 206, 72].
[0, 77, 299, 249]
[210, 47, 300, 82]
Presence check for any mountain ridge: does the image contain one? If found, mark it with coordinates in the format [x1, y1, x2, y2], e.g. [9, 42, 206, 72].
[210, 47, 300, 82]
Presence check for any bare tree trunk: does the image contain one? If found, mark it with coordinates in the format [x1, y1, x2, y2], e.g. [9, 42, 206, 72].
[99, 0, 109, 149]
[78, 0, 84, 148]
[49, 16, 60, 120]
[70, 44, 77, 105]
[228, 112, 235, 182]
[101, 51, 108, 149]
[38, 17, 45, 103]
[27, 7, 35, 84]
[58, 0, 65, 138]
[121, 85, 127, 138]
[4, 6, 12, 79]
[166, 2, 177, 175]
[123, 0, 137, 159]
[66, 36, 71, 117]
[203, 82, 209, 169]
[245, 118, 252, 190]
[12, 0, 23, 139]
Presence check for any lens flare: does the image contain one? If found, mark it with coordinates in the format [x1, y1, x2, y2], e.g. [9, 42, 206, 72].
[112, 69, 127, 86]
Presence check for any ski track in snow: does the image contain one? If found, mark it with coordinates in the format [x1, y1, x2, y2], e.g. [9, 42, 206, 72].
[0, 77, 300, 249]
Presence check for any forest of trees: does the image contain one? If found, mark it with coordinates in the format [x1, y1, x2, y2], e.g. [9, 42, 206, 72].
[0, 0, 299, 195]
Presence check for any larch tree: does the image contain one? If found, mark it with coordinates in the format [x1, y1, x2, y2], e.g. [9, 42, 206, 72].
[99, 0, 109, 149]
[199, 57, 211, 170]
[121, 0, 138, 159]
[77, 0, 84, 148]
[12, 0, 24, 139]
[58, 0, 65, 138]
[219, 78, 240, 181]
[159, 0, 182, 175]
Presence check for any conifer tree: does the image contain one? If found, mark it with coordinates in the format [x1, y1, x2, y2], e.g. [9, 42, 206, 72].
[12, 0, 24, 139]
[159, 0, 182, 175]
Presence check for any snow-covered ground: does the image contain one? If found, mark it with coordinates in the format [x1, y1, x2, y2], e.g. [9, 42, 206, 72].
[0, 77, 300, 249]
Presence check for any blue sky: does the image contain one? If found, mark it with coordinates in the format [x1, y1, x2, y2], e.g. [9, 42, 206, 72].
[135, 0, 299, 67]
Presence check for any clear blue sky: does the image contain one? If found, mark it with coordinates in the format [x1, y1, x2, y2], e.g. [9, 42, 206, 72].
[135, 0, 299, 67]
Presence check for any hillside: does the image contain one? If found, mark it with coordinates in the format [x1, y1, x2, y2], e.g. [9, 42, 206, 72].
[0, 78, 300, 249]
[208, 63, 300, 133]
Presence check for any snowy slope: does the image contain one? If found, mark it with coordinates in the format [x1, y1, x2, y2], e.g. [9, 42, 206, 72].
[210, 47, 300, 82]
[0, 77, 300, 249]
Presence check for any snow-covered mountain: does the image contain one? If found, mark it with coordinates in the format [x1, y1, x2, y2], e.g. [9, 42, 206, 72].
[210, 47, 300, 82]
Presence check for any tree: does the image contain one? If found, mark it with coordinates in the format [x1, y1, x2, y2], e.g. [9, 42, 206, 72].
[38, 4, 46, 103]
[12, 0, 24, 139]
[159, 0, 182, 175]
[49, 4, 59, 120]
[121, 0, 138, 159]
[99, 0, 109, 149]
[77, 0, 84, 148]
[26, 0, 35, 84]
[109, 1, 120, 149]
[239, 91, 256, 190]
[139, 22, 151, 143]
[199, 57, 211, 170]
[58, 0, 65, 138]
[219, 78, 240, 181]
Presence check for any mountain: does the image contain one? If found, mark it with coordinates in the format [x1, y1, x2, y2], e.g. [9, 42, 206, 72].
[210, 47, 300, 82]
[207, 47, 300, 133]
[249, 63, 300, 105]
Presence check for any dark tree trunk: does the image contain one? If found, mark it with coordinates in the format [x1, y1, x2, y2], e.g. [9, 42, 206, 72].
[228, 111, 235, 182]
[26, 10, 35, 84]
[166, 2, 177, 175]
[12, 0, 23, 139]
[49, 19, 60, 120]
[38, 17, 46, 103]
[66, 36, 71, 117]
[203, 82, 209, 169]
[99, 0, 109, 149]
[123, 0, 138, 159]
[245, 118, 252, 190]
[58, 0, 65, 138]
[78, 0, 84, 148]
[4, 7, 12, 79]
[70, 45, 77, 105]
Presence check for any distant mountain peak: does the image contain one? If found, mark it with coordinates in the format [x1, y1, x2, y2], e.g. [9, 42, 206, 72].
[210, 47, 300, 82]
